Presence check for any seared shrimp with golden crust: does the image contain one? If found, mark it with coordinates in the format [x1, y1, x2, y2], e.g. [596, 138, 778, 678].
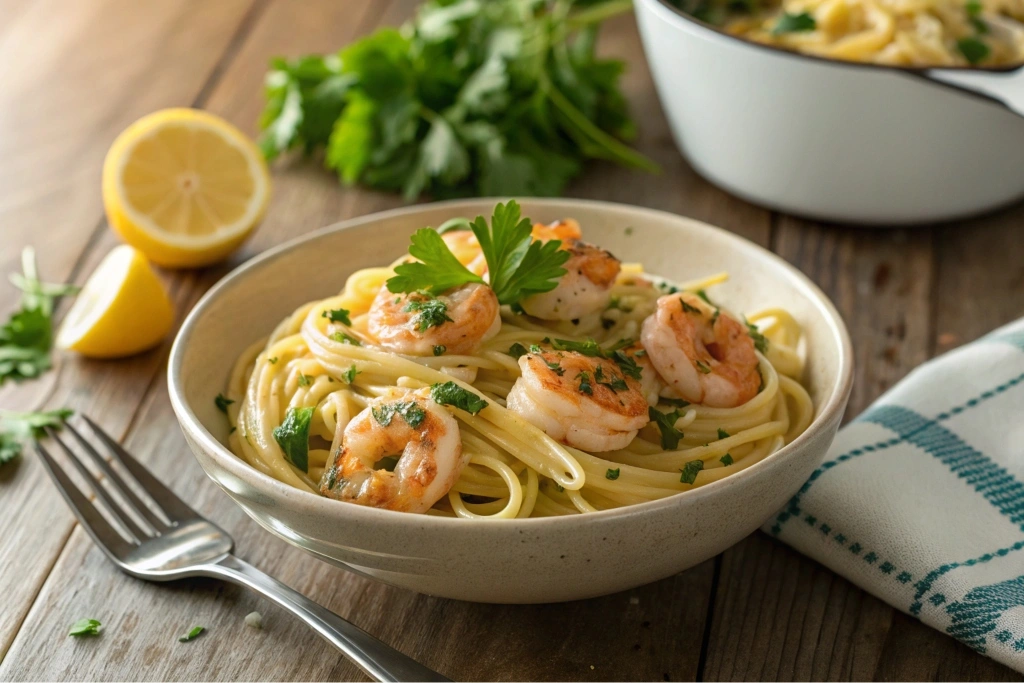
[320, 388, 465, 513]
[441, 230, 488, 277]
[641, 293, 760, 408]
[520, 238, 621, 321]
[368, 283, 500, 356]
[506, 350, 649, 451]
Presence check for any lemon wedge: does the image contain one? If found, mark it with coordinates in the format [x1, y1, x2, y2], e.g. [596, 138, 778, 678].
[56, 245, 174, 358]
[102, 108, 271, 268]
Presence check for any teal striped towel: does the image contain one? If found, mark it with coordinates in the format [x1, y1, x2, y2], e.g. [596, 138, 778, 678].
[765, 319, 1024, 672]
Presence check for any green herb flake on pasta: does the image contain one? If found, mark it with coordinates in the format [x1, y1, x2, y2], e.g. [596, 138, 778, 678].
[606, 468, 621, 480]
[680, 459, 704, 485]
[772, 11, 816, 34]
[430, 382, 488, 415]
[720, 453, 734, 466]
[649, 407, 685, 450]
[214, 393, 234, 413]
[322, 308, 352, 325]
[273, 406, 315, 473]
[717, 428, 730, 440]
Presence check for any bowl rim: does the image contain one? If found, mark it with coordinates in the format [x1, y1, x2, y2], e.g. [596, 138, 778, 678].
[168, 197, 854, 530]
[639, 0, 1024, 76]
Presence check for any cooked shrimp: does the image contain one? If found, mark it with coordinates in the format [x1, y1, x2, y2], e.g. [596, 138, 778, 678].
[621, 342, 662, 406]
[641, 293, 761, 408]
[441, 230, 488, 276]
[368, 283, 500, 356]
[531, 219, 582, 242]
[520, 239, 621, 321]
[320, 388, 465, 513]
[506, 350, 649, 451]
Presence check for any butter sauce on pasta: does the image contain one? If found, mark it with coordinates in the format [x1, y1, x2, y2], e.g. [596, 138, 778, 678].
[224, 210, 815, 519]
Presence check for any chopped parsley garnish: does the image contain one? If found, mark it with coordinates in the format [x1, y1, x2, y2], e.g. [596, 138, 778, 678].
[710, 308, 720, 325]
[772, 11, 816, 34]
[680, 459, 704, 484]
[215, 394, 234, 413]
[661, 398, 690, 408]
[178, 626, 205, 643]
[966, 0, 982, 13]
[695, 360, 711, 374]
[322, 308, 352, 325]
[430, 382, 488, 415]
[403, 296, 453, 332]
[298, 374, 312, 387]
[433, 345, 446, 356]
[555, 483, 565, 493]
[331, 332, 362, 346]
[273, 406, 315, 472]
[1, 408, 73, 467]
[372, 401, 427, 428]
[611, 349, 643, 380]
[386, 201, 570, 306]
[744, 319, 769, 353]
[544, 359, 565, 376]
[717, 428, 730, 440]
[680, 298, 702, 315]
[576, 371, 593, 395]
[341, 364, 359, 384]
[549, 337, 603, 356]
[594, 365, 628, 392]
[268, 356, 278, 364]
[68, 618, 102, 637]
[957, 36, 989, 63]
[530, 344, 544, 354]
[508, 342, 528, 359]
[695, 289, 715, 306]
[606, 468, 621, 480]
[720, 453, 734, 466]
[649, 407, 684, 450]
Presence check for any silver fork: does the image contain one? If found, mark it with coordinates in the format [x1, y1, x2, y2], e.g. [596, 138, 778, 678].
[35, 415, 449, 683]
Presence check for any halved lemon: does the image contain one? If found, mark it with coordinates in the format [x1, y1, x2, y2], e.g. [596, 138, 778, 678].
[56, 245, 174, 359]
[103, 108, 271, 268]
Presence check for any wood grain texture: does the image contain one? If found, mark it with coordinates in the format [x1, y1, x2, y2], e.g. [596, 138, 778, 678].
[1, 0, 1023, 680]
[0, 0, 257, 658]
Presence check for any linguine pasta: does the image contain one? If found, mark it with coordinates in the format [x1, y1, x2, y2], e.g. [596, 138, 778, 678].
[223, 229, 815, 520]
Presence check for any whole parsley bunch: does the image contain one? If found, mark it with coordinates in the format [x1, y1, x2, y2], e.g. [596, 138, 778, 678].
[259, 0, 656, 199]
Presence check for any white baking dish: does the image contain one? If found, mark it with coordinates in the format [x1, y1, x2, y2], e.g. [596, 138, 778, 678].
[634, 0, 1024, 224]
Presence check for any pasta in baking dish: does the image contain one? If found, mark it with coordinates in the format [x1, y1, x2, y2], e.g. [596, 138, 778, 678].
[674, 0, 1024, 65]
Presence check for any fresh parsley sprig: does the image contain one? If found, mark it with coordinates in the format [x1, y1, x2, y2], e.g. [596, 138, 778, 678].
[0, 408, 73, 467]
[1, 248, 79, 385]
[258, 0, 657, 200]
[387, 200, 570, 306]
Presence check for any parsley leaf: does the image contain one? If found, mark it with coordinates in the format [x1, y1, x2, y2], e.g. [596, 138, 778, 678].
[508, 342, 528, 359]
[680, 459, 704, 485]
[1, 248, 78, 385]
[649, 407, 684, 450]
[576, 371, 594, 395]
[0, 408, 73, 467]
[433, 345, 446, 356]
[772, 11, 816, 34]
[178, 626, 205, 643]
[471, 200, 570, 305]
[341, 364, 359, 384]
[717, 428, 730, 440]
[403, 296, 453, 331]
[958, 36, 990, 63]
[545, 359, 566, 376]
[695, 360, 711, 374]
[273, 407, 315, 473]
[386, 228, 484, 295]
[69, 618, 102, 637]
[430, 381, 489, 415]
[611, 349, 643, 380]
[606, 467, 620, 480]
[215, 394, 234, 413]
[720, 453, 734, 466]
[744, 319, 769, 354]
[331, 332, 362, 346]
[322, 308, 352, 325]
[548, 337, 603, 356]
[372, 401, 427, 428]
[680, 298, 701, 315]
[298, 374, 312, 387]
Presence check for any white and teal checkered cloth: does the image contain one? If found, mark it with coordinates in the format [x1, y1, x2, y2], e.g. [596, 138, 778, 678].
[765, 319, 1024, 672]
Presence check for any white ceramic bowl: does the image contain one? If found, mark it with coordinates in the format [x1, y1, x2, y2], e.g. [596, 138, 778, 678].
[634, 0, 1024, 224]
[168, 199, 853, 604]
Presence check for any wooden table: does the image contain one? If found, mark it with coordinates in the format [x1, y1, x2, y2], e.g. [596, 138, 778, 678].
[1, 1, 1022, 680]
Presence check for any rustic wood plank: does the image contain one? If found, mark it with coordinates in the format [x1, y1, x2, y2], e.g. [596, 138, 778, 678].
[703, 214, 1024, 681]
[0, 0, 258, 659]
[0, 4, 750, 680]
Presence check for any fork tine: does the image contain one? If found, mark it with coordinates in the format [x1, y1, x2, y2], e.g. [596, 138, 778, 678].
[62, 421, 171, 531]
[81, 415, 198, 522]
[45, 427, 150, 542]
[35, 442, 138, 560]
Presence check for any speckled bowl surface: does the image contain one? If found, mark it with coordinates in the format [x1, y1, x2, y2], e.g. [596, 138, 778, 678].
[168, 198, 853, 604]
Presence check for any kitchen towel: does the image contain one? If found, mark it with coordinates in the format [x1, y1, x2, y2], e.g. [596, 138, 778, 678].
[765, 318, 1024, 672]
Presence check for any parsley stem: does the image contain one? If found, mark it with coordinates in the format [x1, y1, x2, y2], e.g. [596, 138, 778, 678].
[542, 75, 660, 173]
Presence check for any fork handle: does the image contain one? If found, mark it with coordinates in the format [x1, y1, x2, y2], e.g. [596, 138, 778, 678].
[201, 554, 450, 682]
